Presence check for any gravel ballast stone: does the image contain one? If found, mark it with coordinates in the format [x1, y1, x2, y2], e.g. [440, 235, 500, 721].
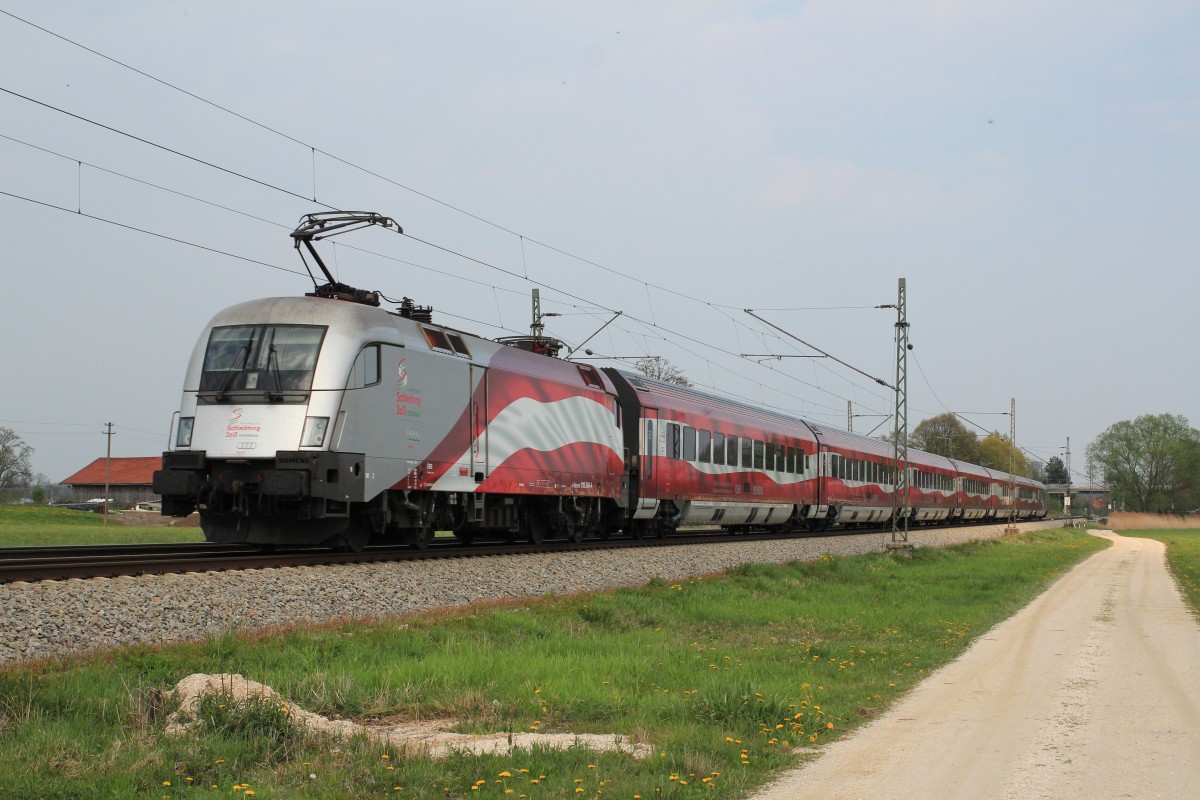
[0, 521, 1063, 665]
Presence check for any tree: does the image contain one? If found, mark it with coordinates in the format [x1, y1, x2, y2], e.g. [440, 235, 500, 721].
[1043, 456, 1069, 484]
[909, 413, 979, 462]
[0, 427, 34, 488]
[634, 356, 691, 387]
[1086, 413, 1200, 512]
[975, 432, 1032, 477]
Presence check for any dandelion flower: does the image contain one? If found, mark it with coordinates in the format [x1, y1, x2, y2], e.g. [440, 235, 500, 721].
[500, 772, 513, 778]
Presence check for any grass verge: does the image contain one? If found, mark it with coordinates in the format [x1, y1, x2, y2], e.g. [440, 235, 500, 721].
[0, 528, 1106, 799]
[0, 505, 202, 547]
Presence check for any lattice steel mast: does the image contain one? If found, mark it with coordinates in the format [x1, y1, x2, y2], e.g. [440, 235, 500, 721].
[890, 278, 911, 552]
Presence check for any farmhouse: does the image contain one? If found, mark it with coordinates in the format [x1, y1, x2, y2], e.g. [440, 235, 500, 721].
[61, 456, 162, 506]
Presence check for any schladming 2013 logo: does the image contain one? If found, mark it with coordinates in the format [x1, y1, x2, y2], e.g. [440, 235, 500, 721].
[397, 358, 408, 388]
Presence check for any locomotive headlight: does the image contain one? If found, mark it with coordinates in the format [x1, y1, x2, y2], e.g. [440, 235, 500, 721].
[300, 416, 330, 447]
[176, 417, 194, 448]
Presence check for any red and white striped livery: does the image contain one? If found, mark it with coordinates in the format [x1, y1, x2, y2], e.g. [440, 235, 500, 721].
[155, 295, 1046, 548]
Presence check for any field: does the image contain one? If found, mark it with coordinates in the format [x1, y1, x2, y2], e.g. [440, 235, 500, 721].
[0, 528, 1109, 799]
[0, 505, 203, 547]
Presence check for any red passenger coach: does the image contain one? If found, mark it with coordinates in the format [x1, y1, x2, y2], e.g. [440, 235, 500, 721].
[805, 425, 898, 527]
[604, 370, 819, 536]
[949, 460, 994, 521]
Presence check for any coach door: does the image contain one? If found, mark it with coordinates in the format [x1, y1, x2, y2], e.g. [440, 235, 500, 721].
[470, 365, 488, 483]
[634, 409, 660, 518]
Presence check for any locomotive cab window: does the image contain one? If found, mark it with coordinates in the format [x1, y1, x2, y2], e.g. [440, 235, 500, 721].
[346, 345, 381, 389]
[199, 324, 326, 401]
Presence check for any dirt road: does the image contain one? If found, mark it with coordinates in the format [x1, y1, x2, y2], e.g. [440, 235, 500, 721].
[752, 531, 1200, 800]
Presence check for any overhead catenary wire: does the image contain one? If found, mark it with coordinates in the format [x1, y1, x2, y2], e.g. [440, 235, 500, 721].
[0, 44, 921, 422]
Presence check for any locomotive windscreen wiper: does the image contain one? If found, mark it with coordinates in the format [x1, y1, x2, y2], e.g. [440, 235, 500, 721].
[215, 334, 256, 401]
[265, 343, 286, 401]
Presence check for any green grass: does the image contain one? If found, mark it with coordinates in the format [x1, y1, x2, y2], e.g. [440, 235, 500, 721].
[1119, 528, 1200, 614]
[0, 528, 1107, 799]
[0, 505, 203, 546]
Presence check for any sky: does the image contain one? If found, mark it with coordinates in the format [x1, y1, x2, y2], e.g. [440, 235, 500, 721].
[1, 1, 1197, 484]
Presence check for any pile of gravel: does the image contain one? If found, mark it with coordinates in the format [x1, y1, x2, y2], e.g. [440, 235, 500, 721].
[0, 521, 1062, 665]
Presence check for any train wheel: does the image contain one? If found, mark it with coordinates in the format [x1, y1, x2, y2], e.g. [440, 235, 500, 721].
[408, 526, 432, 550]
[341, 525, 370, 553]
[522, 514, 547, 545]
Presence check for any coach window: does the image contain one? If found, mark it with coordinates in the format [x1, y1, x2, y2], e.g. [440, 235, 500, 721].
[698, 430, 712, 463]
[727, 435, 739, 466]
[683, 426, 697, 462]
[742, 438, 754, 469]
[752, 440, 764, 470]
[667, 423, 682, 459]
[712, 432, 725, 465]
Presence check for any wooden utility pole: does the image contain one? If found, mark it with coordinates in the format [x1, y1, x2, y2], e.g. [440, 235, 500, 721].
[103, 422, 113, 526]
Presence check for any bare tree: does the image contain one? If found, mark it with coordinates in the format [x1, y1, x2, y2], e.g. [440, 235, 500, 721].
[0, 427, 34, 488]
[634, 356, 692, 387]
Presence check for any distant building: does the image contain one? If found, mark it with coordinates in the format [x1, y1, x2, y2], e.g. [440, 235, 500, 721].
[60, 456, 162, 505]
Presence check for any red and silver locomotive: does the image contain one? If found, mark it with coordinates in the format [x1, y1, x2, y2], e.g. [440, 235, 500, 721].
[154, 213, 1046, 547]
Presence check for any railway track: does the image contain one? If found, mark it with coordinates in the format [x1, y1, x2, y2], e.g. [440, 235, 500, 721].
[0, 519, 1067, 585]
[0, 528, 854, 584]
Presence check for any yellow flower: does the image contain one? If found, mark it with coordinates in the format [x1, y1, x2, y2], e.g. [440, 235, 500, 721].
[576, 789, 584, 794]
[499, 772, 513, 778]
[827, 722, 834, 729]
[162, 782, 171, 787]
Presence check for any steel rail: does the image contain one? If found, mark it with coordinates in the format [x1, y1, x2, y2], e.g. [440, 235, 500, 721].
[0, 520, 1059, 585]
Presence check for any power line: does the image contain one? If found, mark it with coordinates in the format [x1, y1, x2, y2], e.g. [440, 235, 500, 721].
[0, 189, 307, 276]
[0, 53, 912, 418]
[0, 85, 323, 207]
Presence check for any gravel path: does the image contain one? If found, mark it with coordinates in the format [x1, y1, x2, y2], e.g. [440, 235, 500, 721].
[749, 530, 1200, 800]
[0, 521, 1061, 666]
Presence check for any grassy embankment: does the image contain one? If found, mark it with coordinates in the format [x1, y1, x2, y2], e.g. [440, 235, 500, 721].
[0, 505, 203, 547]
[0, 528, 1107, 799]
[1107, 512, 1200, 614]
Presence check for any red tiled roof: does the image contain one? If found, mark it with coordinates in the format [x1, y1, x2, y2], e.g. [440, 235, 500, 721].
[61, 456, 162, 486]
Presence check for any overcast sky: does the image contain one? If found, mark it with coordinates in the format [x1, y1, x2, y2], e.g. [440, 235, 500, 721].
[1, 1, 1197, 484]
